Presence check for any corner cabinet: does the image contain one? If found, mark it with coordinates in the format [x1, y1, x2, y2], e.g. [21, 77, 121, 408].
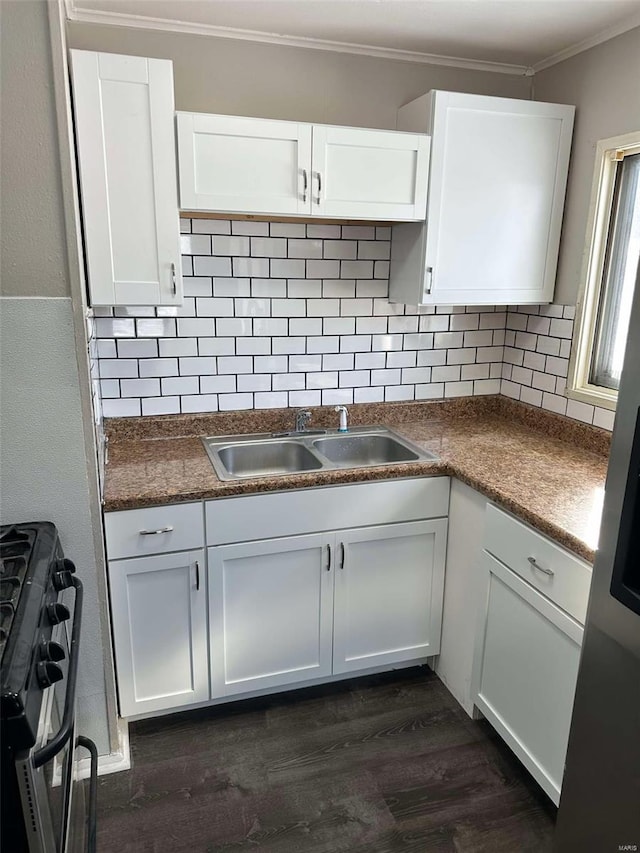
[70, 50, 183, 307]
[176, 112, 429, 221]
[472, 505, 591, 805]
[390, 90, 575, 305]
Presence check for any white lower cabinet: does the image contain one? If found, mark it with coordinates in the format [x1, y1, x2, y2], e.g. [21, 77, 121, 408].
[108, 549, 208, 717]
[333, 521, 447, 674]
[208, 533, 334, 696]
[208, 519, 447, 698]
[472, 505, 589, 805]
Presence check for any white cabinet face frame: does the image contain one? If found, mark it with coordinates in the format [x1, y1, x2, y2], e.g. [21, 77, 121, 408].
[208, 533, 334, 697]
[177, 113, 313, 215]
[70, 50, 182, 306]
[109, 549, 208, 717]
[332, 520, 447, 674]
[472, 552, 583, 805]
[311, 125, 429, 221]
[424, 92, 574, 305]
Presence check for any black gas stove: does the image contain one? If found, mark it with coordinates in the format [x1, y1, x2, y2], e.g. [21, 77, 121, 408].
[0, 522, 97, 853]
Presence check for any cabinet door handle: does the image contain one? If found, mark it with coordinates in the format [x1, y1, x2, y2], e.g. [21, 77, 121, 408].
[339, 542, 345, 569]
[171, 262, 177, 296]
[528, 556, 554, 577]
[315, 171, 322, 205]
[195, 560, 200, 591]
[302, 168, 308, 202]
[326, 544, 332, 571]
[425, 266, 433, 296]
[139, 526, 174, 536]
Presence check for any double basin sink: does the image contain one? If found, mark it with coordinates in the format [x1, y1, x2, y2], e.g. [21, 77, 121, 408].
[202, 426, 437, 481]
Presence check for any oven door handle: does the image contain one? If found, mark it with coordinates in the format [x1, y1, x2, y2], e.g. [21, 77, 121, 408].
[76, 735, 98, 853]
[33, 575, 83, 768]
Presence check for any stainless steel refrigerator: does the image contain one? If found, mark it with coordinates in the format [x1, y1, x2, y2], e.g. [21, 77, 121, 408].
[555, 264, 640, 849]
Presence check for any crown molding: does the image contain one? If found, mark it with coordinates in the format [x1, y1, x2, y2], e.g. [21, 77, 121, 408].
[66, 1, 640, 78]
[532, 11, 640, 72]
[64, 4, 531, 76]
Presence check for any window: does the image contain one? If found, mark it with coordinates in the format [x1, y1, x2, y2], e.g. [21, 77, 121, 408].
[569, 132, 640, 410]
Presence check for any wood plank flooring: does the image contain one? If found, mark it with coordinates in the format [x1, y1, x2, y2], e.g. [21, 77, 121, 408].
[96, 668, 556, 852]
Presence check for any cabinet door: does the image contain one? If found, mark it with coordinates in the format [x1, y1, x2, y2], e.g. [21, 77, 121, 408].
[333, 520, 447, 674]
[424, 92, 574, 304]
[177, 113, 312, 215]
[108, 550, 208, 717]
[472, 552, 583, 805]
[311, 126, 429, 220]
[70, 51, 182, 307]
[208, 534, 333, 697]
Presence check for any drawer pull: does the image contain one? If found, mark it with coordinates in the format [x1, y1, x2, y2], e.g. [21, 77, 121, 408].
[528, 556, 554, 577]
[139, 526, 174, 536]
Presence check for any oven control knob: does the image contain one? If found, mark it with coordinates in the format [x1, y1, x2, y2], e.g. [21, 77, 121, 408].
[53, 559, 76, 591]
[46, 602, 70, 625]
[42, 641, 65, 663]
[37, 661, 64, 689]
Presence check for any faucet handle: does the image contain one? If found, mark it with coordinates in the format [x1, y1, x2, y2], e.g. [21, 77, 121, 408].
[295, 409, 312, 431]
[334, 405, 349, 432]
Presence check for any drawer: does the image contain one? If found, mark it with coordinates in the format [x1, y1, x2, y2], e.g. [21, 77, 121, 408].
[206, 477, 450, 545]
[105, 503, 204, 560]
[484, 504, 591, 624]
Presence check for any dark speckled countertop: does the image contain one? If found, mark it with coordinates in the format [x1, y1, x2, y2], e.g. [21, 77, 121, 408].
[103, 396, 610, 563]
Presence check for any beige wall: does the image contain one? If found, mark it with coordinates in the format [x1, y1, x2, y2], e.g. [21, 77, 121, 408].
[534, 26, 640, 305]
[67, 22, 531, 128]
[0, 0, 69, 297]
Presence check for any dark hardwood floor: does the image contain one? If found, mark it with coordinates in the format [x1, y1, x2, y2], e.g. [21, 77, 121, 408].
[96, 668, 556, 852]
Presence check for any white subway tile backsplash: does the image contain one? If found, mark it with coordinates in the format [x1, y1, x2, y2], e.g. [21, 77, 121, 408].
[231, 221, 269, 236]
[270, 222, 306, 237]
[94, 222, 609, 431]
[200, 375, 236, 394]
[233, 257, 269, 277]
[192, 219, 231, 234]
[120, 378, 160, 398]
[593, 407, 615, 430]
[139, 358, 178, 378]
[198, 337, 236, 355]
[162, 376, 199, 396]
[194, 256, 232, 277]
[250, 237, 287, 257]
[288, 238, 323, 259]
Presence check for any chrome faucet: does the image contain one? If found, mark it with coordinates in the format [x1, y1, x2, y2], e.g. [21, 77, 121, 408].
[295, 409, 312, 432]
[335, 406, 349, 432]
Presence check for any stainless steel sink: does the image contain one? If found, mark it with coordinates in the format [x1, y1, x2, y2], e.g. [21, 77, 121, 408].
[216, 440, 322, 478]
[313, 433, 419, 466]
[202, 426, 437, 481]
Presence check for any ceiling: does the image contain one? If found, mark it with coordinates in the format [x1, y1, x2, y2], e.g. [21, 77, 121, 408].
[66, 0, 640, 73]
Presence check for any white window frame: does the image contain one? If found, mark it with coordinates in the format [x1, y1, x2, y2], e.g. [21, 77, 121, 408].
[568, 130, 640, 411]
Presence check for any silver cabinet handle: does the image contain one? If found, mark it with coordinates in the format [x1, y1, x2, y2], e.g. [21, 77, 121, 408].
[315, 171, 322, 205]
[327, 544, 332, 571]
[528, 556, 554, 576]
[302, 168, 308, 203]
[139, 526, 174, 536]
[339, 542, 345, 569]
[195, 560, 200, 591]
[171, 262, 177, 296]
[425, 266, 433, 296]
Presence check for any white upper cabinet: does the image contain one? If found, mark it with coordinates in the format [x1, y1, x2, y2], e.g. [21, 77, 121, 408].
[70, 50, 182, 307]
[177, 113, 313, 215]
[176, 113, 430, 221]
[311, 126, 429, 220]
[390, 90, 575, 306]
